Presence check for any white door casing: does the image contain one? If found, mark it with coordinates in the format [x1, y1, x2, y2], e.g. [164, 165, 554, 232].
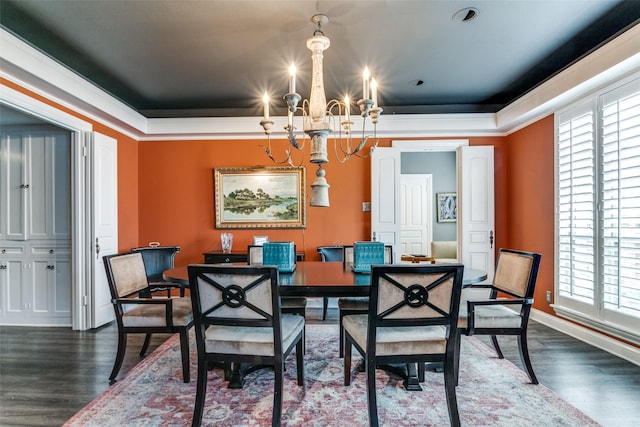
[400, 174, 433, 256]
[90, 132, 118, 328]
[372, 141, 495, 278]
[458, 145, 495, 282]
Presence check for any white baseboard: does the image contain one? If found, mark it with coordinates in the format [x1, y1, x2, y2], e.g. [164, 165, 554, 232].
[530, 309, 640, 366]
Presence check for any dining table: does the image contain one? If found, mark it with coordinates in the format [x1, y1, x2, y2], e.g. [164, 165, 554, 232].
[162, 261, 488, 297]
[163, 261, 488, 390]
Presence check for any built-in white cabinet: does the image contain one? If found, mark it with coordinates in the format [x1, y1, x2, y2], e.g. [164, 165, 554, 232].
[0, 242, 72, 325]
[0, 127, 72, 326]
[0, 128, 71, 241]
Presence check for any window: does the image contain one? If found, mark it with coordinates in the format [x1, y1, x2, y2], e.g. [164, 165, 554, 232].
[555, 75, 640, 344]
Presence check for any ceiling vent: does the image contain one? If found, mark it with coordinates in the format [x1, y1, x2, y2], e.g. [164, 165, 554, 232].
[453, 7, 479, 23]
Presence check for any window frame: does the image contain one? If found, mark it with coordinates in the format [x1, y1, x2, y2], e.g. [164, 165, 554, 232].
[554, 72, 640, 345]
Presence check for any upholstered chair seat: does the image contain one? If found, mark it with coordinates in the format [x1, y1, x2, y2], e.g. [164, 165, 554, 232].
[343, 314, 448, 355]
[204, 314, 304, 356]
[457, 300, 522, 329]
[121, 298, 193, 327]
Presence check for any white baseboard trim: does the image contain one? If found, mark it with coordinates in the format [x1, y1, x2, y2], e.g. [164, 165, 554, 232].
[530, 309, 640, 366]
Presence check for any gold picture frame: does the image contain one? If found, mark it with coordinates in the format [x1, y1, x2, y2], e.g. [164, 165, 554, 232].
[214, 166, 306, 229]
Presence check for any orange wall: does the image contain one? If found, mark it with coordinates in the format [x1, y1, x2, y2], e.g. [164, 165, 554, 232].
[137, 136, 506, 266]
[504, 115, 555, 314]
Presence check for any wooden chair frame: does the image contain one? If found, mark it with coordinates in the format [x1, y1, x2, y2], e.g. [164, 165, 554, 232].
[188, 264, 304, 427]
[344, 264, 464, 427]
[103, 252, 192, 384]
[457, 248, 542, 384]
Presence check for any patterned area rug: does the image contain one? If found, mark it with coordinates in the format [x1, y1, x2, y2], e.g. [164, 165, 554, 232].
[65, 324, 600, 426]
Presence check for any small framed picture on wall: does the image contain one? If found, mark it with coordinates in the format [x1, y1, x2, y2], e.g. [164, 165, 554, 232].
[437, 193, 457, 223]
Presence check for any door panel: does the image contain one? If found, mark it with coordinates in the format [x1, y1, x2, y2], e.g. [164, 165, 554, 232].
[90, 132, 118, 328]
[458, 145, 495, 281]
[371, 148, 401, 262]
[400, 174, 433, 256]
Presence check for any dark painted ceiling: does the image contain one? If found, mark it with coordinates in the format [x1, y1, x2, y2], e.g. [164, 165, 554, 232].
[1, 0, 639, 119]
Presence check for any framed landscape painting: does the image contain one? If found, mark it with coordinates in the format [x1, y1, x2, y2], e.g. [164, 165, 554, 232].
[214, 167, 306, 229]
[437, 192, 457, 223]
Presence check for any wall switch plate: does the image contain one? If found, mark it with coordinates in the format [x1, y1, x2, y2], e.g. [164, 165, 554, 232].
[546, 290, 552, 303]
[362, 202, 371, 212]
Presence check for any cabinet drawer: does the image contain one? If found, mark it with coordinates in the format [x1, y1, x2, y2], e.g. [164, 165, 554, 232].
[31, 245, 71, 257]
[0, 245, 25, 256]
[203, 252, 247, 264]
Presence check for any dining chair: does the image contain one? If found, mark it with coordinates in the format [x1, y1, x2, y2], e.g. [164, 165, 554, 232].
[343, 264, 464, 427]
[188, 264, 305, 427]
[131, 245, 182, 296]
[317, 245, 345, 320]
[248, 244, 307, 351]
[457, 248, 542, 384]
[103, 252, 193, 384]
[338, 243, 393, 357]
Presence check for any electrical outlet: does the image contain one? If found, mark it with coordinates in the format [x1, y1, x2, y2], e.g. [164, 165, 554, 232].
[362, 202, 371, 212]
[546, 291, 552, 304]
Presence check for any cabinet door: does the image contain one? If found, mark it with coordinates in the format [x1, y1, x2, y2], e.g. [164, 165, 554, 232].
[31, 245, 71, 324]
[1, 133, 28, 240]
[0, 246, 27, 322]
[1, 131, 71, 241]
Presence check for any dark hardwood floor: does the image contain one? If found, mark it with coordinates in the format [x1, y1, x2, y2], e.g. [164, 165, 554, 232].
[1, 307, 639, 426]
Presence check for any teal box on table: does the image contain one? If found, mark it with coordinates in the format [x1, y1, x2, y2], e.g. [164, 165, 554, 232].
[262, 242, 296, 273]
[353, 241, 385, 273]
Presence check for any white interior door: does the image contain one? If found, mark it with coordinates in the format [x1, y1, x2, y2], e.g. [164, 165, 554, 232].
[370, 147, 401, 262]
[458, 145, 495, 281]
[400, 174, 433, 256]
[90, 132, 118, 328]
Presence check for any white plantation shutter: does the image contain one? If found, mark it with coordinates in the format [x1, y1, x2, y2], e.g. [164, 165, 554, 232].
[600, 83, 640, 324]
[557, 108, 596, 306]
[555, 75, 640, 342]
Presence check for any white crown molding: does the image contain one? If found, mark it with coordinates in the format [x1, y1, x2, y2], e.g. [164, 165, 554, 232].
[497, 23, 640, 135]
[141, 113, 500, 141]
[2, 24, 640, 140]
[0, 28, 147, 139]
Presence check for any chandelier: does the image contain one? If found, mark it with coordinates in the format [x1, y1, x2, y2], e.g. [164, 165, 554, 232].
[259, 14, 382, 207]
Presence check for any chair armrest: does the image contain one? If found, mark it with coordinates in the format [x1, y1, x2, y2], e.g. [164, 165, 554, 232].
[113, 297, 176, 326]
[466, 298, 532, 335]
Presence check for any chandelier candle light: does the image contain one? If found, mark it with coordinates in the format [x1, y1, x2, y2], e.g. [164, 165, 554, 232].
[259, 14, 382, 207]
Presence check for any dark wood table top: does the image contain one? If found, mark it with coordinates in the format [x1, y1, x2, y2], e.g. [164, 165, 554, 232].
[163, 261, 488, 298]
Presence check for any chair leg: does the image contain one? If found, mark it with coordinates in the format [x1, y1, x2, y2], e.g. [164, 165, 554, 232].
[517, 331, 539, 384]
[109, 331, 127, 384]
[443, 357, 461, 427]
[490, 335, 504, 359]
[339, 310, 345, 358]
[272, 362, 284, 427]
[191, 358, 208, 427]
[454, 331, 462, 386]
[139, 333, 152, 357]
[366, 357, 379, 427]
[344, 338, 352, 386]
[322, 297, 329, 320]
[179, 329, 190, 383]
[296, 338, 305, 386]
